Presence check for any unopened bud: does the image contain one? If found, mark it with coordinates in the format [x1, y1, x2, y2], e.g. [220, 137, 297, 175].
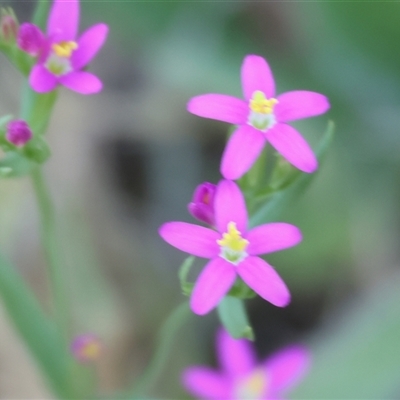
[6, 120, 32, 147]
[17, 23, 44, 56]
[0, 8, 18, 44]
[188, 182, 216, 226]
[71, 334, 102, 363]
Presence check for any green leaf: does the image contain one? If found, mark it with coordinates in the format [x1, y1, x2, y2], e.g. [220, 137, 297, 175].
[0, 151, 35, 178]
[250, 121, 334, 227]
[0, 251, 72, 398]
[217, 296, 254, 340]
[178, 256, 195, 296]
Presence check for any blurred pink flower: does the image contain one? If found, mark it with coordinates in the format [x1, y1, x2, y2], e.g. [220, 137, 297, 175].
[27, 0, 108, 94]
[71, 333, 102, 363]
[183, 329, 310, 400]
[188, 55, 330, 180]
[159, 180, 301, 315]
[188, 182, 217, 226]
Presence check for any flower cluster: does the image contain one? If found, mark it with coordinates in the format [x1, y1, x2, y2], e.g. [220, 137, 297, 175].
[17, 0, 108, 94]
[160, 54, 329, 315]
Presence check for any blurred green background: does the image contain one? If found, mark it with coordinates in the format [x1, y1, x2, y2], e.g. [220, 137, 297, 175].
[2, 0, 400, 398]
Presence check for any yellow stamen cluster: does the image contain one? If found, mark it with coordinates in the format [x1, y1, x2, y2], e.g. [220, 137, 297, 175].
[217, 222, 249, 252]
[249, 91, 278, 114]
[52, 40, 78, 58]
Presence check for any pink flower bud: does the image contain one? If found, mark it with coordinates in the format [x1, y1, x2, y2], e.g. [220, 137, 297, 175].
[71, 333, 102, 363]
[188, 182, 216, 226]
[0, 8, 18, 44]
[6, 120, 32, 147]
[17, 23, 44, 56]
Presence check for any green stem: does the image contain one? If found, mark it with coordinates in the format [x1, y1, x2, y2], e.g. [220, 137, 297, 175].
[129, 302, 191, 399]
[31, 166, 69, 344]
[32, 0, 51, 30]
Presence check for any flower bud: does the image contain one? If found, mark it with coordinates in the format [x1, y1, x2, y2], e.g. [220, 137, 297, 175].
[0, 8, 18, 44]
[71, 334, 102, 363]
[6, 120, 32, 147]
[17, 23, 44, 56]
[188, 182, 216, 226]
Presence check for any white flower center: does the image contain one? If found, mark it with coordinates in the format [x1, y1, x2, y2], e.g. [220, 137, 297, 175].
[45, 41, 78, 76]
[248, 90, 278, 132]
[217, 221, 248, 265]
[234, 368, 268, 400]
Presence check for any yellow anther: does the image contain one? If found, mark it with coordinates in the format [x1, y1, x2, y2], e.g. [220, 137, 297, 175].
[217, 222, 249, 252]
[249, 91, 278, 114]
[52, 41, 78, 58]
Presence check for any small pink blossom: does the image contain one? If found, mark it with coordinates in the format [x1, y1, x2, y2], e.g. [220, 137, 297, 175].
[159, 179, 301, 315]
[183, 329, 310, 400]
[6, 120, 32, 146]
[26, 0, 108, 94]
[188, 182, 217, 226]
[71, 333, 102, 363]
[17, 23, 44, 56]
[187, 55, 330, 180]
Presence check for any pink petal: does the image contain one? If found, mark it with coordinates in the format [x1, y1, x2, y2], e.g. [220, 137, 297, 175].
[72, 23, 108, 70]
[265, 123, 318, 173]
[275, 91, 330, 123]
[237, 257, 290, 307]
[241, 55, 275, 101]
[190, 257, 236, 315]
[187, 94, 247, 124]
[247, 223, 302, 256]
[266, 346, 311, 396]
[221, 124, 265, 180]
[159, 222, 219, 258]
[217, 328, 255, 377]
[182, 367, 231, 400]
[215, 180, 248, 235]
[59, 71, 102, 94]
[47, 0, 79, 41]
[29, 64, 58, 93]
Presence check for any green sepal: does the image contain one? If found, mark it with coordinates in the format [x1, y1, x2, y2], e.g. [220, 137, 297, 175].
[250, 121, 334, 227]
[23, 136, 51, 163]
[178, 256, 195, 296]
[0, 151, 35, 178]
[217, 296, 254, 340]
[227, 277, 257, 299]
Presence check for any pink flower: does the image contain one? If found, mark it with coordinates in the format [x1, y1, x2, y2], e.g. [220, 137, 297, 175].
[6, 120, 32, 146]
[27, 0, 108, 94]
[70, 333, 102, 363]
[183, 329, 310, 400]
[159, 180, 301, 315]
[187, 55, 330, 180]
[188, 182, 217, 226]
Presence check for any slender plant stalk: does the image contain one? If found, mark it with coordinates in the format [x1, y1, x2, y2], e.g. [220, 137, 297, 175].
[31, 166, 69, 344]
[129, 301, 191, 399]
